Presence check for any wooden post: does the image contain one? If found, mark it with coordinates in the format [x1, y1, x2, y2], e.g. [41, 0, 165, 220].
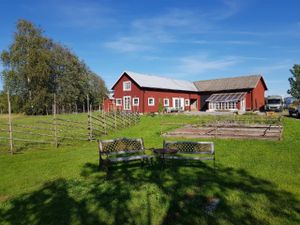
[89, 104, 93, 141]
[87, 95, 92, 141]
[75, 103, 78, 114]
[122, 112, 126, 127]
[53, 94, 58, 148]
[7, 91, 14, 155]
[87, 95, 90, 115]
[104, 111, 107, 135]
[114, 110, 117, 130]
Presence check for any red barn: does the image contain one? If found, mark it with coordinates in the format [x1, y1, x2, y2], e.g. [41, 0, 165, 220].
[109, 71, 267, 113]
[194, 75, 268, 111]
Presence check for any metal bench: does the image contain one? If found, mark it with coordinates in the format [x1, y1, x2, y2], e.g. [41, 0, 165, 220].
[163, 140, 215, 169]
[98, 137, 154, 169]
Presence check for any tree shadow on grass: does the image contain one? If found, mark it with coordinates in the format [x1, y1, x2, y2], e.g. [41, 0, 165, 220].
[0, 161, 299, 225]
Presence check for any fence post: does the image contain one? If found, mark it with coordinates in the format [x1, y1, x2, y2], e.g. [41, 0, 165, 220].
[104, 111, 107, 135]
[89, 104, 93, 141]
[87, 95, 92, 141]
[53, 94, 58, 148]
[114, 110, 117, 129]
[7, 91, 14, 155]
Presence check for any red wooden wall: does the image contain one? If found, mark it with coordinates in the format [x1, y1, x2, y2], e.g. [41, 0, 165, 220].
[113, 74, 200, 113]
[245, 78, 266, 111]
[111, 74, 266, 112]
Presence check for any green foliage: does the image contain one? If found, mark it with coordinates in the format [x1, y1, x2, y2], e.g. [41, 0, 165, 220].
[288, 64, 300, 99]
[0, 19, 107, 115]
[158, 99, 164, 114]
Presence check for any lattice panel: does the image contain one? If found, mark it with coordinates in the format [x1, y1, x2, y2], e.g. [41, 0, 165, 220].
[164, 142, 213, 153]
[100, 138, 143, 152]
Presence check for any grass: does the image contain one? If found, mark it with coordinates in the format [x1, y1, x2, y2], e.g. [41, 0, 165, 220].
[0, 113, 299, 225]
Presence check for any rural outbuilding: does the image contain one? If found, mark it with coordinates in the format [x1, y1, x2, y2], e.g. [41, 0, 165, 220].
[104, 71, 267, 113]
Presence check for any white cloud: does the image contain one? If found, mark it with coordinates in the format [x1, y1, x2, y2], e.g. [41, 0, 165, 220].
[56, 2, 116, 28]
[104, 2, 242, 53]
[104, 37, 154, 53]
[131, 9, 210, 34]
[252, 61, 292, 74]
[212, 0, 242, 20]
[177, 55, 240, 74]
[192, 40, 258, 45]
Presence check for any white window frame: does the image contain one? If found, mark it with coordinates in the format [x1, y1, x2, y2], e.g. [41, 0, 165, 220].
[116, 98, 122, 106]
[123, 96, 131, 110]
[123, 81, 131, 91]
[185, 99, 190, 106]
[172, 98, 184, 110]
[132, 97, 139, 106]
[163, 98, 169, 107]
[148, 97, 155, 106]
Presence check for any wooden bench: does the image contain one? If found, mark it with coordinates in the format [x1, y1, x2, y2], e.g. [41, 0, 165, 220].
[163, 140, 215, 169]
[98, 137, 154, 169]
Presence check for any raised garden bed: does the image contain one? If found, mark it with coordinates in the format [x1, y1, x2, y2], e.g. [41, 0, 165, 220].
[163, 122, 283, 140]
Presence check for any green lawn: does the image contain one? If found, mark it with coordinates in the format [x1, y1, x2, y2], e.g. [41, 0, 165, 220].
[0, 114, 299, 225]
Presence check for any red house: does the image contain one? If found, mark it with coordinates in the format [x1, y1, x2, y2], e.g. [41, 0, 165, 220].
[108, 71, 267, 113]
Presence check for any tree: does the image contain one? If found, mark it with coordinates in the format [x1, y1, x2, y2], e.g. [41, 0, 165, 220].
[288, 64, 300, 99]
[1, 19, 107, 114]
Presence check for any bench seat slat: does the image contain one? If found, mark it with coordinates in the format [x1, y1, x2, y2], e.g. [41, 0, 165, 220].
[109, 155, 154, 163]
[163, 155, 214, 161]
[106, 150, 142, 155]
[176, 151, 213, 155]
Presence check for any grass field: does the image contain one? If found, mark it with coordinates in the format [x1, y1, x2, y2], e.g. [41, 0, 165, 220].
[0, 113, 299, 225]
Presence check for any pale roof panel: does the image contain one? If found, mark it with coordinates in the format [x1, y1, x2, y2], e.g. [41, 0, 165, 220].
[124, 71, 198, 92]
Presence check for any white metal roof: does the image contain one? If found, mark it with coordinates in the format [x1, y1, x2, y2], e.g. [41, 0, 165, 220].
[121, 71, 198, 92]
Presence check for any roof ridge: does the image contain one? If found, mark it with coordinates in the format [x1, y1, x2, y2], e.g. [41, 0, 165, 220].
[193, 74, 262, 83]
[123, 71, 198, 92]
[124, 70, 193, 83]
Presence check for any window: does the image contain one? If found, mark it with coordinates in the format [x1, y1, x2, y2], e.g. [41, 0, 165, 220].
[163, 98, 169, 106]
[132, 97, 139, 106]
[229, 102, 236, 109]
[185, 99, 190, 106]
[116, 98, 122, 106]
[123, 81, 131, 91]
[123, 96, 131, 110]
[148, 97, 155, 106]
[173, 98, 184, 110]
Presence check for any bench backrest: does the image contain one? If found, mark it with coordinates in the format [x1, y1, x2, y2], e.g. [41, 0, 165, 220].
[98, 138, 144, 155]
[163, 140, 214, 155]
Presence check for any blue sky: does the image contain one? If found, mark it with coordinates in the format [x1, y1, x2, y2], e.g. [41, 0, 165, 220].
[1, 0, 300, 96]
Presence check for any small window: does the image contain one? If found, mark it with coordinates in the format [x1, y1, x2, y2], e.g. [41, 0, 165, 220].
[148, 97, 155, 106]
[132, 97, 139, 106]
[185, 99, 190, 106]
[163, 98, 169, 107]
[123, 81, 131, 91]
[116, 98, 122, 106]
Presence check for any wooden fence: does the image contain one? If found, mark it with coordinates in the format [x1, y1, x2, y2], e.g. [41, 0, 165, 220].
[0, 93, 140, 154]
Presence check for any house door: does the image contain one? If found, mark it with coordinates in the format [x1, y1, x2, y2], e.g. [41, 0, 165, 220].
[173, 98, 184, 110]
[240, 98, 246, 111]
[123, 96, 131, 111]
